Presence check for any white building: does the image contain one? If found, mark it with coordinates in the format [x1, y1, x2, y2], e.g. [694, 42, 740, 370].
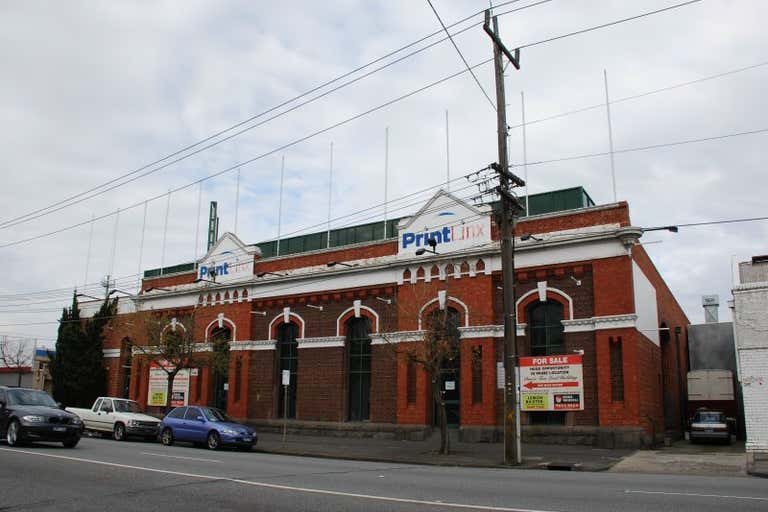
[732, 255, 768, 474]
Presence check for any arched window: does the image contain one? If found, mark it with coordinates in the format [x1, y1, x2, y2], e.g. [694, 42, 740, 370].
[347, 317, 372, 421]
[528, 300, 565, 356]
[277, 323, 299, 419]
[427, 307, 461, 426]
[210, 327, 232, 411]
[526, 300, 566, 426]
[121, 338, 132, 399]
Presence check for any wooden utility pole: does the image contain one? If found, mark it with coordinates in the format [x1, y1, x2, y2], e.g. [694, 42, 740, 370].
[484, 9, 523, 466]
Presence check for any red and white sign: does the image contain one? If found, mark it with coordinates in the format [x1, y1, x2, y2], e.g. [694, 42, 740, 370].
[147, 361, 190, 407]
[519, 355, 584, 411]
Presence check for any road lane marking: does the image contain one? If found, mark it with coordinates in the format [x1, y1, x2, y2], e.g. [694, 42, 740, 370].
[140, 452, 221, 463]
[0, 447, 560, 512]
[625, 490, 768, 501]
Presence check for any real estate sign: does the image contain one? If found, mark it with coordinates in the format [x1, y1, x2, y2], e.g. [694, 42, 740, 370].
[147, 361, 191, 407]
[519, 355, 584, 411]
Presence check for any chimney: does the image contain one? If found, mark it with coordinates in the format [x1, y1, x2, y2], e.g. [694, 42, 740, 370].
[702, 294, 719, 323]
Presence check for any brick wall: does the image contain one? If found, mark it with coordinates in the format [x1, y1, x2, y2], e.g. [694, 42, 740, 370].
[739, 348, 768, 451]
[371, 344, 397, 423]
[460, 338, 497, 426]
[515, 202, 630, 236]
[141, 272, 197, 292]
[296, 346, 345, 421]
[632, 245, 690, 435]
[247, 350, 277, 419]
[734, 283, 768, 452]
[255, 241, 397, 274]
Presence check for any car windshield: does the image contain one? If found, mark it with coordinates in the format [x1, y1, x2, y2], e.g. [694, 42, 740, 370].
[697, 411, 725, 423]
[114, 400, 142, 413]
[200, 407, 231, 422]
[6, 388, 58, 407]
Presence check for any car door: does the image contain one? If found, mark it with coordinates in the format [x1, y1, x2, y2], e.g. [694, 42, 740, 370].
[183, 407, 207, 443]
[87, 398, 102, 430]
[163, 406, 186, 439]
[0, 389, 9, 435]
[96, 399, 114, 431]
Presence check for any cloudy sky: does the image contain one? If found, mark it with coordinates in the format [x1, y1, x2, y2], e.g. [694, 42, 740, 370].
[1, 0, 766, 348]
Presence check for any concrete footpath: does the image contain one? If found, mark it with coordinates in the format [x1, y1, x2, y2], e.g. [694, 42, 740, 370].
[611, 440, 748, 477]
[254, 432, 762, 477]
[255, 430, 633, 471]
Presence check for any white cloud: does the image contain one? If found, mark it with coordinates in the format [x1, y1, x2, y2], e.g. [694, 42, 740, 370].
[1, 0, 766, 343]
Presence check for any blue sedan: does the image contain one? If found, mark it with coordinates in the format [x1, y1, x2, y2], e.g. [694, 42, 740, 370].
[158, 406, 257, 451]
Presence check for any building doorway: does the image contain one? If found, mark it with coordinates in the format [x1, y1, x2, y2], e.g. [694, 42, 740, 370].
[428, 307, 462, 428]
[347, 317, 372, 422]
[210, 327, 231, 411]
[277, 323, 298, 419]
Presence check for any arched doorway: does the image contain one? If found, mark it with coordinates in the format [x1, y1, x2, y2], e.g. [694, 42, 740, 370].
[527, 300, 566, 425]
[428, 307, 461, 427]
[210, 327, 231, 411]
[277, 322, 298, 419]
[120, 338, 132, 399]
[347, 317, 372, 422]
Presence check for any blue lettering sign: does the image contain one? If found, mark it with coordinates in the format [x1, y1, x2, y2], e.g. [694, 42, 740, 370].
[198, 262, 230, 279]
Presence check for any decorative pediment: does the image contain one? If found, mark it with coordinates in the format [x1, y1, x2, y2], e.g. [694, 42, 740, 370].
[197, 232, 260, 283]
[397, 190, 492, 257]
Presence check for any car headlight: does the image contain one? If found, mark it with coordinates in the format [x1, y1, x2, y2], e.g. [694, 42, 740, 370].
[221, 428, 238, 435]
[71, 416, 82, 425]
[126, 420, 137, 427]
[22, 415, 45, 423]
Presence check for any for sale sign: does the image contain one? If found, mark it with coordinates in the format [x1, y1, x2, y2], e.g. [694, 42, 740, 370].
[519, 355, 584, 411]
[147, 361, 190, 407]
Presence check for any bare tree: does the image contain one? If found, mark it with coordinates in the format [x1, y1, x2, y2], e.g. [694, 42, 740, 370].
[0, 336, 32, 387]
[133, 310, 229, 412]
[381, 284, 462, 455]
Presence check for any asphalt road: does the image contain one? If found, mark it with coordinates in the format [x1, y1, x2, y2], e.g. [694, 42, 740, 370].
[1, 436, 766, 512]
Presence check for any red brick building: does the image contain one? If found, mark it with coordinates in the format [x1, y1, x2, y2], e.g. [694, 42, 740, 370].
[91, 188, 690, 448]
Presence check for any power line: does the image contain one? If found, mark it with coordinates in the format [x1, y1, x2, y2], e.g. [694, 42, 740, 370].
[0, 62, 500, 250]
[518, 0, 703, 50]
[0, 0, 536, 232]
[0, 0, 703, 250]
[0, 172, 491, 305]
[508, 60, 768, 130]
[517, 127, 768, 166]
[677, 215, 768, 228]
[426, 0, 497, 111]
[0, 0, 717, 257]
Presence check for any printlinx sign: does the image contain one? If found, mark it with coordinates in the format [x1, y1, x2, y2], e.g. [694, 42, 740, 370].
[397, 190, 491, 256]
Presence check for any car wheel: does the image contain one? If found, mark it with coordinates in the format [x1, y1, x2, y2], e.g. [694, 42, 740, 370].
[160, 428, 174, 446]
[113, 423, 126, 441]
[62, 437, 79, 448]
[206, 431, 220, 450]
[6, 419, 22, 447]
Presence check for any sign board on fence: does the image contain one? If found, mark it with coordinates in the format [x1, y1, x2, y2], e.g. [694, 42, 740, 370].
[519, 355, 584, 411]
[282, 369, 291, 386]
[147, 361, 190, 407]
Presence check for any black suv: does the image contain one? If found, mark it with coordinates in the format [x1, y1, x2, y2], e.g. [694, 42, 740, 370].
[0, 386, 82, 448]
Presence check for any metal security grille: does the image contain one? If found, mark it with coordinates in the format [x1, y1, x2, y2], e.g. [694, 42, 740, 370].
[277, 323, 299, 419]
[347, 317, 372, 422]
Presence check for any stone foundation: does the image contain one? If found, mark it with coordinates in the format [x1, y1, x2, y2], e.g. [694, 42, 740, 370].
[245, 419, 431, 441]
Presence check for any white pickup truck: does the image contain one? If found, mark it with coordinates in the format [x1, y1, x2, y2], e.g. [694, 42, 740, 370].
[67, 397, 161, 441]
